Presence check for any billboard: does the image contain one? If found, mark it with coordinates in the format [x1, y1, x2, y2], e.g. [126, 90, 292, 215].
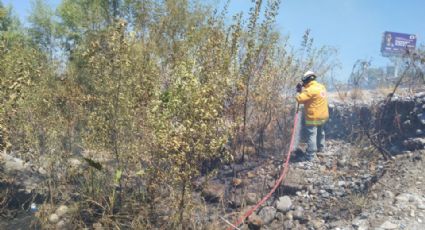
[381, 31, 417, 56]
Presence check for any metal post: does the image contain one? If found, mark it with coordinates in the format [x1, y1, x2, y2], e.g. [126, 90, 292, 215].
[394, 58, 399, 79]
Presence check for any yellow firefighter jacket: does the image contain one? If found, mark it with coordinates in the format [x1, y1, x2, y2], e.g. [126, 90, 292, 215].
[295, 80, 329, 126]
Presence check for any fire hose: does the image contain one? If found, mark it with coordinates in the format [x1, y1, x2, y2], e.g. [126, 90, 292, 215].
[225, 103, 300, 230]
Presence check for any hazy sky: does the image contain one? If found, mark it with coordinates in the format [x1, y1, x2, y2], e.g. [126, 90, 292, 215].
[3, 0, 425, 81]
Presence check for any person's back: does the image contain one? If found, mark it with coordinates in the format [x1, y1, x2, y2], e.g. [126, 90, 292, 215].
[295, 71, 329, 163]
[297, 80, 329, 126]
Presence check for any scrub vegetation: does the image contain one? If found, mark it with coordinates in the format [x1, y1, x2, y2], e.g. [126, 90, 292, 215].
[0, 0, 423, 229]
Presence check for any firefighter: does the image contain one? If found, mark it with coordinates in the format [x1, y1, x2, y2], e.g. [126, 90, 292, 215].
[295, 70, 329, 161]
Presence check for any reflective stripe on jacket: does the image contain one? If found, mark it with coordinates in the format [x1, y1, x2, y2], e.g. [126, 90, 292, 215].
[295, 80, 329, 126]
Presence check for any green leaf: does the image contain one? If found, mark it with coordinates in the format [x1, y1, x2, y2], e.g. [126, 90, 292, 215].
[114, 169, 123, 184]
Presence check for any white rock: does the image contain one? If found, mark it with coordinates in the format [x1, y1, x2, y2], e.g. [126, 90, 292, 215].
[384, 190, 394, 198]
[293, 206, 304, 220]
[311, 219, 325, 229]
[380, 220, 398, 229]
[3, 154, 25, 172]
[55, 205, 69, 217]
[352, 217, 369, 230]
[56, 220, 67, 229]
[286, 211, 293, 220]
[68, 158, 82, 168]
[395, 193, 410, 203]
[49, 213, 60, 224]
[38, 167, 47, 175]
[275, 196, 292, 212]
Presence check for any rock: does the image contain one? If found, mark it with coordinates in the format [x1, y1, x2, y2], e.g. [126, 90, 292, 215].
[49, 213, 60, 224]
[337, 159, 346, 167]
[380, 220, 398, 229]
[308, 187, 318, 194]
[311, 218, 325, 229]
[402, 119, 411, 127]
[329, 220, 347, 229]
[395, 193, 409, 202]
[267, 180, 275, 188]
[351, 161, 360, 168]
[247, 171, 256, 179]
[275, 196, 292, 212]
[247, 214, 263, 230]
[245, 193, 258, 205]
[286, 211, 293, 220]
[2, 153, 26, 172]
[269, 219, 283, 229]
[55, 205, 69, 217]
[320, 190, 330, 198]
[415, 92, 425, 98]
[384, 190, 394, 198]
[293, 206, 304, 220]
[283, 220, 293, 229]
[337, 181, 346, 187]
[360, 212, 369, 219]
[275, 212, 285, 222]
[352, 217, 369, 230]
[417, 203, 425, 210]
[325, 160, 333, 169]
[403, 138, 425, 150]
[56, 220, 68, 229]
[201, 182, 225, 202]
[68, 158, 82, 168]
[93, 222, 103, 230]
[230, 195, 242, 208]
[410, 193, 423, 203]
[417, 113, 425, 125]
[38, 167, 47, 175]
[258, 206, 276, 224]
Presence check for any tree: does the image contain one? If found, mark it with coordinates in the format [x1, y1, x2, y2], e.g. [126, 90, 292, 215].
[28, 0, 56, 56]
[0, 1, 342, 228]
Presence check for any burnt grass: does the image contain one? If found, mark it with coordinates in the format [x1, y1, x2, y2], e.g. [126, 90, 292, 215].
[1, 91, 424, 229]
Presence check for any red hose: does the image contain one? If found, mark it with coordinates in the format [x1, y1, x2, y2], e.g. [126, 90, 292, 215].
[226, 106, 300, 230]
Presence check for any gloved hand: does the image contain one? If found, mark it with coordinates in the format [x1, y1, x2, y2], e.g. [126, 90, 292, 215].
[296, 83, 303, 93]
